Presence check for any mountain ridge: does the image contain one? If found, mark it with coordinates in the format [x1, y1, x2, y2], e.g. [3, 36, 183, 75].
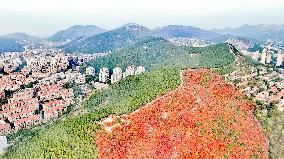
[48, 25, 107, 42]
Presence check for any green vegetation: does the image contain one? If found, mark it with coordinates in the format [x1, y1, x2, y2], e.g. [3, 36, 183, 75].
[213, 62, 235, 75]
[2, 38, 237, 159]
[244, 55, 263, 67]
[85, 67, 181, 113]
[255, 106, 284, 159]
[2, 67, 181, 159]
[89, 37, 235, 70]
[61, 25, 150, 53]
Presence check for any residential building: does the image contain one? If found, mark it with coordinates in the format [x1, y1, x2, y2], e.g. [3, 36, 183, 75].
[99, 67, 109, 83]
[111, 67, 123, 84]
[86, 67, 95, 76]
[135, 66, 146, 75]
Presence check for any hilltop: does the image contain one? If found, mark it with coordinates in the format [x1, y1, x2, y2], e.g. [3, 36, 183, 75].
[151, 25, 222, 40]
[0, 37, 24, 54]
[48, 25, 107, 42]
[61, 25, 150, 53]
[89, 37, 236, 70]
[2, 33, 42, 43]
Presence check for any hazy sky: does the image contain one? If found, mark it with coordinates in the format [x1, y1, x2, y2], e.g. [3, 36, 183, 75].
[0, 0, 284, 37]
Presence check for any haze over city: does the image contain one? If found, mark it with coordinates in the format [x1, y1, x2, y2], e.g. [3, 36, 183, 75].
[1, 0, 284, 36]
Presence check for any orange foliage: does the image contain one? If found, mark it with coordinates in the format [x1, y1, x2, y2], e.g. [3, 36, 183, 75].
[95, 69, 268, 159]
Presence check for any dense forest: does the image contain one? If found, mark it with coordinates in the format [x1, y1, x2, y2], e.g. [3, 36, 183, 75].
[89, 37, 235, 70]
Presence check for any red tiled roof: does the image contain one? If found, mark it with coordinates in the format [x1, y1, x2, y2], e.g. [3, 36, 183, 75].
[0, 123, 10, 129]
[1, 101, 38, 114]
[14, 114, 41, 125]
[9, 108, 35, 118]
[44, 105, 66, 114]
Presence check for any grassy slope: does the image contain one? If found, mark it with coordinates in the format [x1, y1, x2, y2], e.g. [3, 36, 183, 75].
[2, 67, 181, 159]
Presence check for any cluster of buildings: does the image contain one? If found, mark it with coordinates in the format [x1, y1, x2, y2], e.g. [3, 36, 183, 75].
[0, 44, 147, 138]
[250, 48, 284, 66]
[97, 65, 146, 84]
[247, 41, 284, 67]
[225, 66, 284, 112]
[23, 48, 108, 74]
[168, 37, 209, 47]
[0, 79, 74, 135]
[0, 52, 146, 136]
[0, 52, 23, 73]
[0, 47, 105, 135]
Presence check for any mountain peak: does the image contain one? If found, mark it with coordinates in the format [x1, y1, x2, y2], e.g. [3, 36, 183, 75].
[48, 25, 107, 42]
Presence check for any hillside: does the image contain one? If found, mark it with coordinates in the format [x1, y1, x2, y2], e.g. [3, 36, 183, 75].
[2, 67, 181, 159]
[0, 37, 24, 54]
[61, 25, 150, 53]
[95, 69, 268, 159]
[225, 37, 263, 52]
[151, 25, 222, 40]
[89, 37, 236, 70]
[1, 54, 270, 159]
[2, 33, 41, 43]
[48, 25, 107, 42]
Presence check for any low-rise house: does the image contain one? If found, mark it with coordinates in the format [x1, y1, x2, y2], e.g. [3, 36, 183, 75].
[8, 88, 35, 103]
[42, 100, 68, 121]
[14, 114, 41, 130]
[38, 84, 63, 101]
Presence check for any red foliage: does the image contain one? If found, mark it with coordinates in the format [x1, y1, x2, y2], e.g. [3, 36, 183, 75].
[95, 69, 268, 159]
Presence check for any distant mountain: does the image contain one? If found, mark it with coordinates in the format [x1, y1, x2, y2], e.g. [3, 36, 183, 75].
[89, 37, 235, 70]
[0, 37, 24, 54]
[61, 24, 228, 54]
[119, 23, 141, 28]
[48, 25, 107, 42]
[212, 24, 284, 43]
[151, 25, 222, 40]
[2, 32, 41, 43]
[61, 25, 151, 53]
